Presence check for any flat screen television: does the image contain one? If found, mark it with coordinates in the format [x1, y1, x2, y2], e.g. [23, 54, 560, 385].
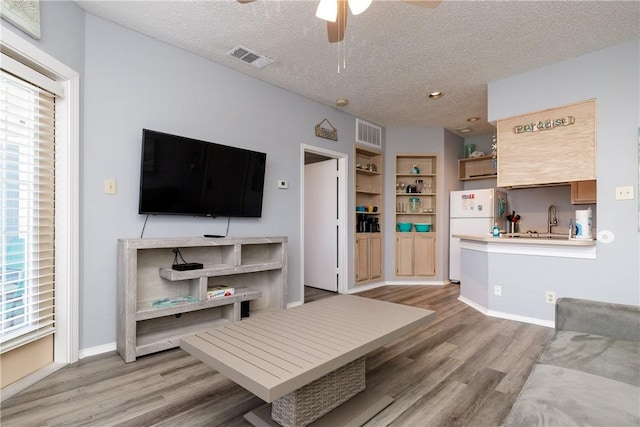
[138, 129, 266, 217]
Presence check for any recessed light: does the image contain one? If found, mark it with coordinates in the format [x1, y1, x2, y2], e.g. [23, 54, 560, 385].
[457, 127, 472, 133]
[428, 92, 443, 99]
[466, 117, 480, 122]
[335, 98, 348, 107]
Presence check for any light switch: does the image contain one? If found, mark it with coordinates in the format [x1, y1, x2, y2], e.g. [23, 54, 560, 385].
[105, 179, 117, 195]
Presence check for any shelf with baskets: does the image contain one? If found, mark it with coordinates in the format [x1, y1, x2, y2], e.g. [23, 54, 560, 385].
[394, 154, 438, 278]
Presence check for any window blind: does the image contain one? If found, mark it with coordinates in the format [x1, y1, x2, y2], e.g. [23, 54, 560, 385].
[0, 68, 57, 353]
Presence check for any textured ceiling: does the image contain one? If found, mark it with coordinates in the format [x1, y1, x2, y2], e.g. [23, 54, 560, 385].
[76, 0, 640, 137]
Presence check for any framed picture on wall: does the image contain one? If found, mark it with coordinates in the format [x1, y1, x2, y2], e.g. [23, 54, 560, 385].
[1, 0, 41, 40]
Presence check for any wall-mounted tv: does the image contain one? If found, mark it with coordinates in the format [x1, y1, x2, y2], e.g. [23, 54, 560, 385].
[138, 129, 266, 217]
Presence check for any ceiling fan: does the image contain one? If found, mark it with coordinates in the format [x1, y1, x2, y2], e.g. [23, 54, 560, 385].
[237, 0, 441, 43]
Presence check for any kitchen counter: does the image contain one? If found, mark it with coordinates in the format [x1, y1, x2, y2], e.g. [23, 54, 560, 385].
[455, 233, 598, 327]
[454, 234, 596, 246]
[454, 234, 596, 259]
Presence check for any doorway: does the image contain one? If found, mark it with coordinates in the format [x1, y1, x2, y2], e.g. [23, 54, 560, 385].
[301, 145, 347, 300]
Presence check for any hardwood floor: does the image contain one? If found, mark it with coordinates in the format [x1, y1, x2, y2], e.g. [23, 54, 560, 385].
[1, 284, 553, 426]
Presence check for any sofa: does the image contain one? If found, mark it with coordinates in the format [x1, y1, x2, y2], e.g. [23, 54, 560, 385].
[504, 297, 640, 426]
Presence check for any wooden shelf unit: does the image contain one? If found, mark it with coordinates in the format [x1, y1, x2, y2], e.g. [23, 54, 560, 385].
[117, 236, 287, 363]
[458, 156, 497, 181]
[394, 154, 438, 278]
[354, 146, 383, 285]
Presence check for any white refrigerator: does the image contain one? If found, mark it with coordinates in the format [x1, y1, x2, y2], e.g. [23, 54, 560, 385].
[449, 188, 507, 282]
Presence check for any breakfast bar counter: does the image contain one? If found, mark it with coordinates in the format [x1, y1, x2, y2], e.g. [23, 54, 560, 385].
[455, 234, 598, 327]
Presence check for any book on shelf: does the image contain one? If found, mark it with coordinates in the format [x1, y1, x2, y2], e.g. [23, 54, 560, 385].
[207, 286, 235, 299]
[151, 295, 198, 308]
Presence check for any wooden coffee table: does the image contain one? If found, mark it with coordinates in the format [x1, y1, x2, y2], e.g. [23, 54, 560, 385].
[181, 295, 435, 426]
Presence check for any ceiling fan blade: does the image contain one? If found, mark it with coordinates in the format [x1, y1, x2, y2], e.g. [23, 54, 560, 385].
[236, 0, 257, 3]
[327, 0, 348, 43]
[403, 0, 442, 8]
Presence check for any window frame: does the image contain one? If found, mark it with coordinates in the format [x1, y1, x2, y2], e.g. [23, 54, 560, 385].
[0, 29, 80, 376]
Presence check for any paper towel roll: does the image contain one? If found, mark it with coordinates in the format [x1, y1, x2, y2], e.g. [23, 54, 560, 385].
[575, 209, 592, 239]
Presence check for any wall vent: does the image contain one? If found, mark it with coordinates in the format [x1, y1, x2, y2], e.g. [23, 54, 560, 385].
[356, 118, 382, 149]
[226, 45, 273, 70]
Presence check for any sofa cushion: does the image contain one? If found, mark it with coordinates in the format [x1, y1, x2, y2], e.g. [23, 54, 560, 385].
[504, 364, 640, 427]
[539, 331, 640, 387]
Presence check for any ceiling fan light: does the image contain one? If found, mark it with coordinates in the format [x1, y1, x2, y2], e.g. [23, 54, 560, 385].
[348, 0, 372, 15]
[316, 0, 338, 22]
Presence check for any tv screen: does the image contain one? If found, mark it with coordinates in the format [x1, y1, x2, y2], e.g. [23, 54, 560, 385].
[138, 129, 266, 217]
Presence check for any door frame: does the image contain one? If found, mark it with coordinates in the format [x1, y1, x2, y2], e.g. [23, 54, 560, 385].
[300, 144, 348, 299]
[1, 29, 80, 398]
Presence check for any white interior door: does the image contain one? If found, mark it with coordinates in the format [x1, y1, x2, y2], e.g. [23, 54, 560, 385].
[304, 159, 338, 292]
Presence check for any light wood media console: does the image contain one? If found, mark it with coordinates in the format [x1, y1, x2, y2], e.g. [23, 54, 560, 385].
[117, 236, 287, 363]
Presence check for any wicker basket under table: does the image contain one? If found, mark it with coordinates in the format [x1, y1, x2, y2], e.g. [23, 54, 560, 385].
[271, 357, 365, 427]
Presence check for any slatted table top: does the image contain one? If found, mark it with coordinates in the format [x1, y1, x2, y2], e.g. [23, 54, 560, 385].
[181, 295, 435, 402]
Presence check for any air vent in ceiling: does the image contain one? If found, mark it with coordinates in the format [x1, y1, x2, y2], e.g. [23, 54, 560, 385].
[356, 118, 382, 149]
[226, 45, 273, 70]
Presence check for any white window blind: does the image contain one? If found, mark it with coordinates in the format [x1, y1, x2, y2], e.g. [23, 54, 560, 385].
[0, 68, 57, 353]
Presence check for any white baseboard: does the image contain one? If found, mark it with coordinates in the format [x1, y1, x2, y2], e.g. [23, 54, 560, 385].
[458, 296, 554, 328]
[287, 300, 303, 309]
[384, 279, 451, 286]
[78, 342, 116, 359]
[347, 280, 449, 294]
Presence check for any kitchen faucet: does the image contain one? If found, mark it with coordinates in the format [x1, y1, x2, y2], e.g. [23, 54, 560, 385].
[548, 204, 558, 234]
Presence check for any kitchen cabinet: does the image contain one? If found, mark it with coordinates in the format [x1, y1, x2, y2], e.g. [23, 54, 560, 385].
[458, 156, 497, 181]
[394, 154, 438, 278]
[571, 180, 597, 204]
[355, 234, 382, 282]
[496, 99, 596, 187]
[395, 233, 436, 277]
[355, 146, 383, 285]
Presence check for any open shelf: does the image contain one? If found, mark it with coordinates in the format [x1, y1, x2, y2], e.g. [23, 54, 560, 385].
[136, 287, 262, 321]
[459, 156, 497, 181]
[117, 236, 287, 363]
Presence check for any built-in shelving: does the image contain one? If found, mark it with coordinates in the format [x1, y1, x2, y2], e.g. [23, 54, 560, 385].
[355, 146, 383, 285]
[394, 154, 438, 278]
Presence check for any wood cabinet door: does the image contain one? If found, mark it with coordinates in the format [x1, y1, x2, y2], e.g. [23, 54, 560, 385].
[369, 234, 382, 279]
[414, 234, 436, 276]
[395, 234, 415, 276]
[355, 235, 370, 282]
[571, 180, 596, 204]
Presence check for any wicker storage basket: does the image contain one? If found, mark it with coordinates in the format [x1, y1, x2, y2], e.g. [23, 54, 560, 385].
[271, 356, 366, 427]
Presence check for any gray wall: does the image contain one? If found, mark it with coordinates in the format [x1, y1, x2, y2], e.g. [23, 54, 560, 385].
[81, 14, 364, 349]
[487, 39, 640, 306]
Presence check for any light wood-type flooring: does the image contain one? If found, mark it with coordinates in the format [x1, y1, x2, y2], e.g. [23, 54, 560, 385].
[1, 284, 554, 426]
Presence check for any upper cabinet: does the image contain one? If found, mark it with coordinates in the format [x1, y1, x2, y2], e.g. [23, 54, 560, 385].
[458, 156, 497, 181]
[571, 180, 597, 204]
[496, 99, 596, 188]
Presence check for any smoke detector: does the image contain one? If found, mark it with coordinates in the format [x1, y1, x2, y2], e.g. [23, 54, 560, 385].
[226, 46, 273, 70]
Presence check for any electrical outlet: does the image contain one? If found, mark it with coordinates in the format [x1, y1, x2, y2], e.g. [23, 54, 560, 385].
[615, 186, 634, 200]
[494, 285, 502, 296]
[546, 291, 556, 304]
